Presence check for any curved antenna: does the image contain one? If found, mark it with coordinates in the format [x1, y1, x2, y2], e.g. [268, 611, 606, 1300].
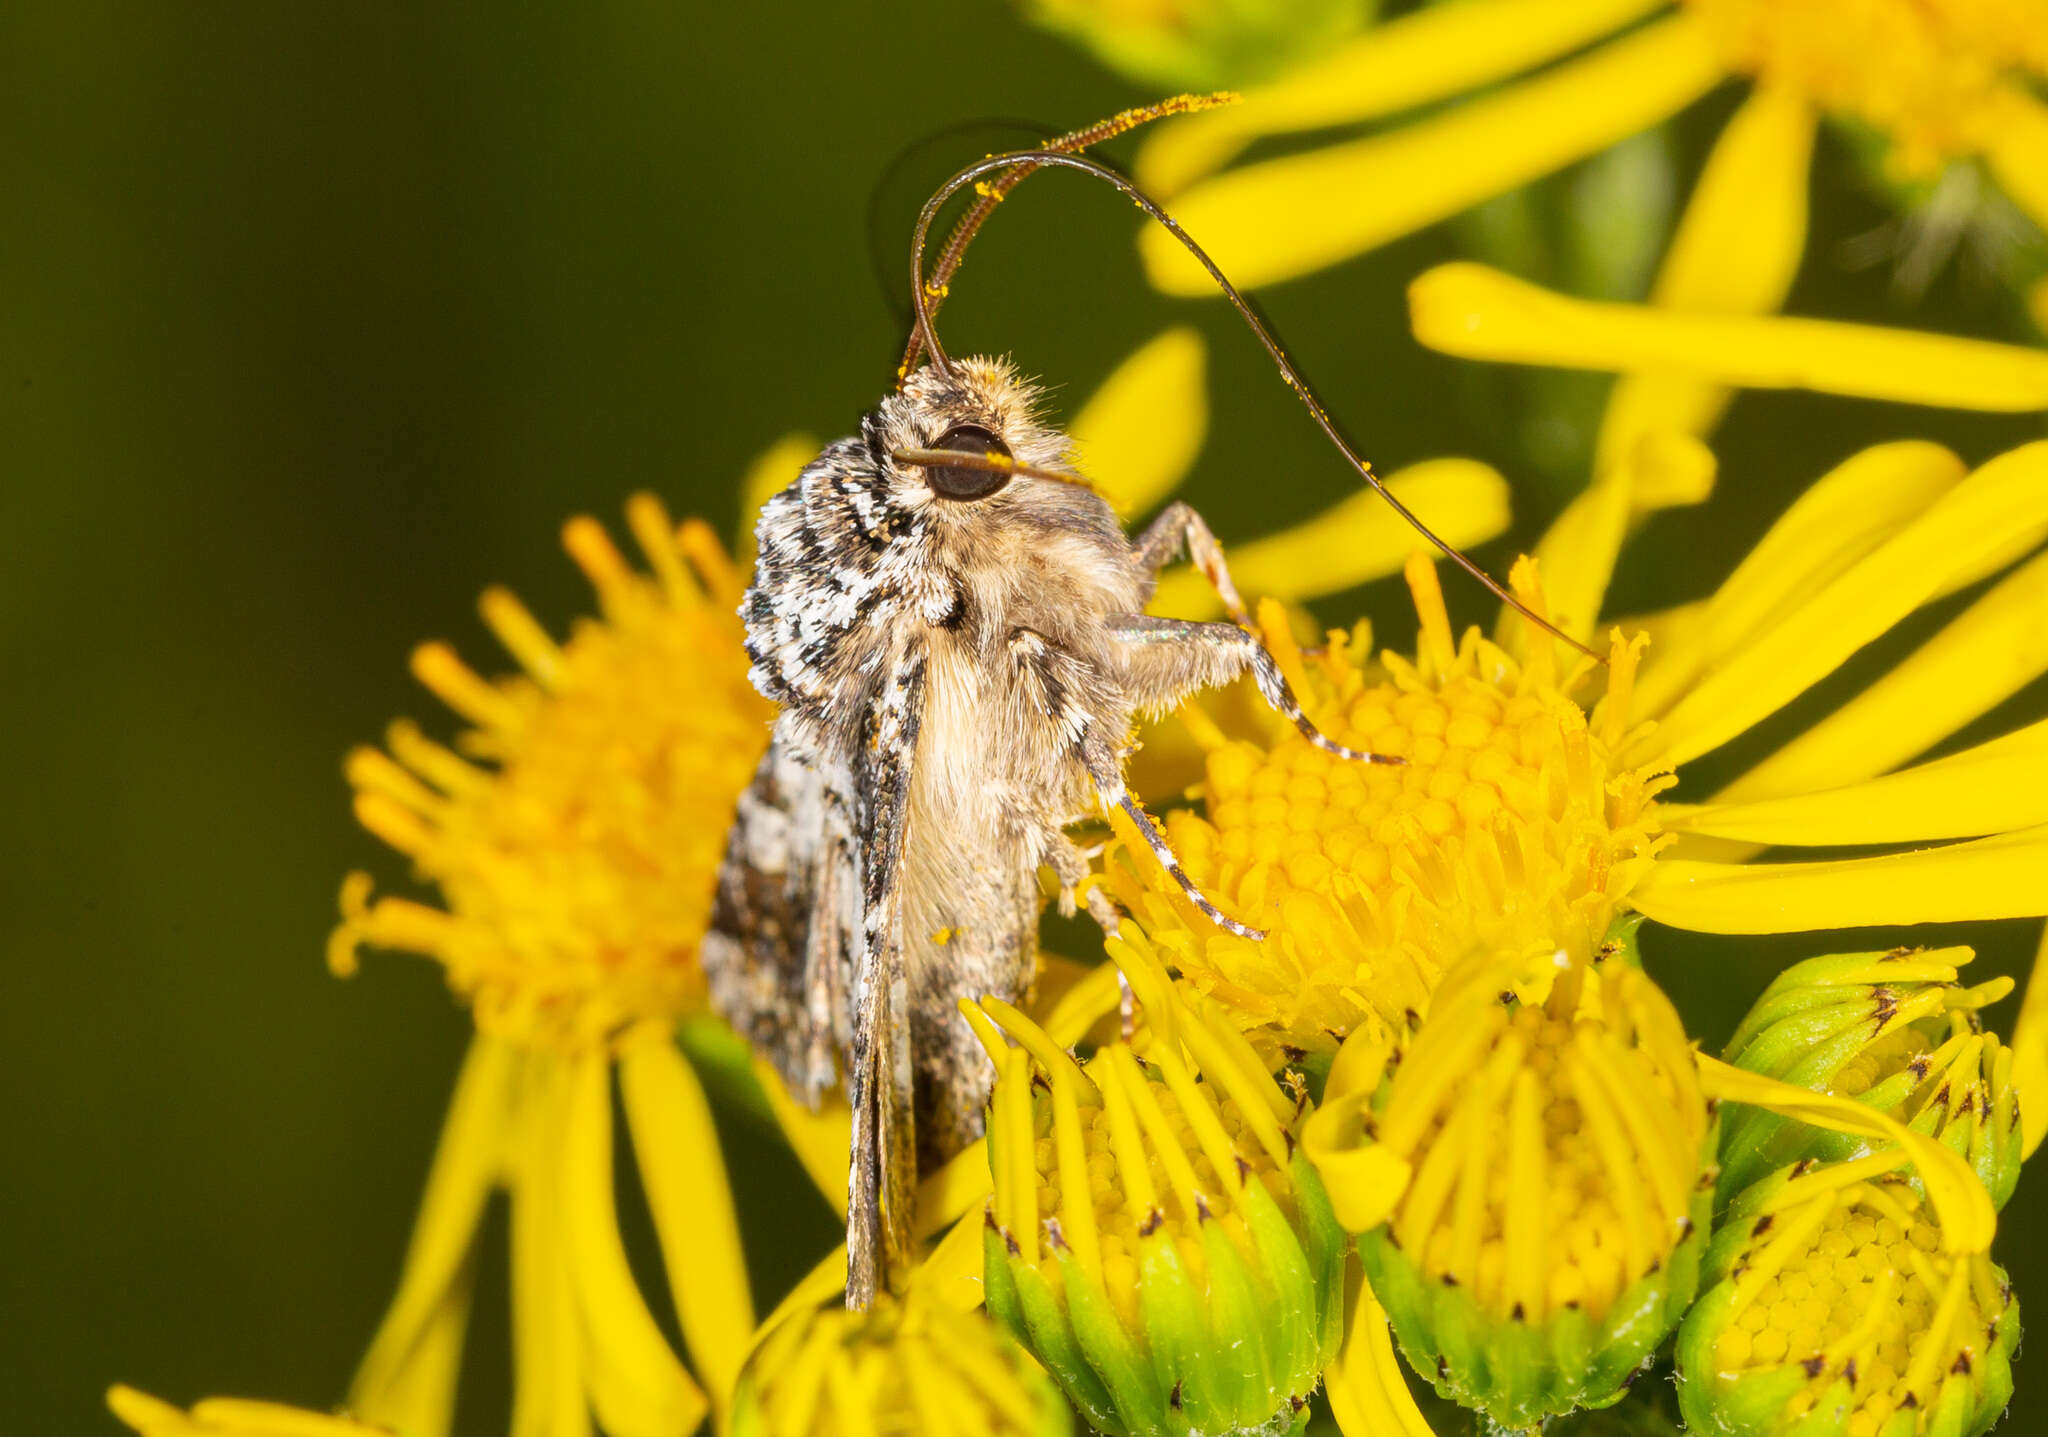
[907, 147, 1603, 664]
[899, 93, 1236, 381]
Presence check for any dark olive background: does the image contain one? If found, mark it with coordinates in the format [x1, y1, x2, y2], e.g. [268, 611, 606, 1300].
[5, 4, 2043, 1434]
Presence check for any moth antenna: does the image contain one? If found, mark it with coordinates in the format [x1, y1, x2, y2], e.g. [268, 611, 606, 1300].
[907, 147, 1604, 666]
[898, 92, 1237, 381]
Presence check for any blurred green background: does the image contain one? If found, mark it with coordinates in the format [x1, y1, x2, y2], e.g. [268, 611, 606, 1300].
[5, 4, 2043, 1434]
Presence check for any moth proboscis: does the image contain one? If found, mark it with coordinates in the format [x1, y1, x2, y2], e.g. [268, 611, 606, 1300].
[702, 103, 1601, 1310]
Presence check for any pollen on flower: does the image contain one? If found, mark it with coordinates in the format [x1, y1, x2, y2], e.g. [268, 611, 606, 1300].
[1695, 1167, 2018, 1437]
[330, 495, 772, 1052]
[1685, 0, 2048, 176]
[1103, 554, 1672, 1058]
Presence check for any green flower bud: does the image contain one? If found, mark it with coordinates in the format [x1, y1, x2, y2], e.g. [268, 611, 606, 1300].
[972, 935, 1346, 1437]
[730, 1284, 1071, 1437]
[1677, 1156, 2019, 1437]
[1720, 947, 2020, 1207]
[1306, 950, 1718, 1430]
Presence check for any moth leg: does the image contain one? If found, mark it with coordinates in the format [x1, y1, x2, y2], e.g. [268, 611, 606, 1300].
[1106, 613, 1402, 767]
[1131, 500, 1251, 624]
[847, 637, 927, 1309]
[1012, 624, 1271, 943]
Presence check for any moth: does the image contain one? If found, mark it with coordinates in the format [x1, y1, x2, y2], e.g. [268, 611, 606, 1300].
[701, 120, 1593, 1309]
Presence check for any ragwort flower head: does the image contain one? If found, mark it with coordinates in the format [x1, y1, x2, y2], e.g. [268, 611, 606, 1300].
[1103, 558, 1671, 1059]
[332, 493, 771, 1051]
[333, 497, 765, 1437]
[1305, 949, 1716, 1428]
[973, 936, 1347, 1437]
[1109, 436, 2048, 1059]
[1677, 1154, 2020, 1437]
[731, 1282, 1073, 1437]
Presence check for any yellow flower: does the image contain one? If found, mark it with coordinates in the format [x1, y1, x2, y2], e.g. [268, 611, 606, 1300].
[1302, 944, 2002, 1434]
[1303, 949, 1716, 1427]
[1101, 435, 2048, 1060]
[1675, 1154, 2019, 1437]
[331, 496, 765, 1437]
[107, 1388, 392, 1437]
[1134, 0, 2048, 316]
[969, 934, 1347, 1436]
[730, 1268, 1073, 1437]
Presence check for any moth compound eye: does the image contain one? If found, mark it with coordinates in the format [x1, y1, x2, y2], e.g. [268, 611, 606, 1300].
[922, 424, 1013, 501]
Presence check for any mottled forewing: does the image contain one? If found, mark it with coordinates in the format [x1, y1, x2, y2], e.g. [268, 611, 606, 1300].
[845, 633, 926, 1308]
[703, 725, 856, 1103]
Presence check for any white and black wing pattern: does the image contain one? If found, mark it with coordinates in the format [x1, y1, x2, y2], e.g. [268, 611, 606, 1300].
[844, 632, 927, 1307]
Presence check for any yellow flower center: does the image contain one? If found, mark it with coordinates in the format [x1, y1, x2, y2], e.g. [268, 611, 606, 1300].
[331, 497, 772, 1052]
[1371, 958, 1710, 1326]
[1105, 556, 1671, 1058]
[1708, 1171, 2014, 1437]
[1685, 0, 2048, 175]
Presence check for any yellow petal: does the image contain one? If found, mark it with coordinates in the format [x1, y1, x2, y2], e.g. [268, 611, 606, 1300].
[1669, 716, 2048, 845]
[911, 1198, 991, 1314]
[1134, 0, 1667, 195]
[1068, 327, 1206, 519]
[109, 1386, 202, 1437]
[1414, 261, 2048, 410]
[620, 1033, 755, 1409]
[1712, 549, 2048, 808]
[1142, 15, 1726, 295]
[350, 1036, 515, 1435]
[1631, 822, 2048, 933]
[1629, 439, 1962, 723]
[510, 1062, 592, 1437]
[1324, 1266, 1440, 1437]
[755, 1057, 852, 1219]
[560, 1053, 708, 1437]
[1149, 458, 1510, 618]
[1645, 441, 2048, 768]
[1985, 89, 2048, 238]
[1598, 86, 1816, 469]
[1695, 1056, 1995, 1255]
[2014, 923, 2048, 1161]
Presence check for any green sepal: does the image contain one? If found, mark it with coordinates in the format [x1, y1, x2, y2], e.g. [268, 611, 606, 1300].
[1598, 912, 1646, 969]
[1197, 1213, 1268, 1426]
[1238, 1166, 1317, 1396]
[985, 1222, 1132, 1437]
[1064, 1246, 1168, 1437]
[1135, 1215, 1221, 1431]
[1288, 1152, 1349, 1367]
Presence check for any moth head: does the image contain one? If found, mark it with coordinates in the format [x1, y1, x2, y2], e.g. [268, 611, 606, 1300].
[883, 356, 1078, 507]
